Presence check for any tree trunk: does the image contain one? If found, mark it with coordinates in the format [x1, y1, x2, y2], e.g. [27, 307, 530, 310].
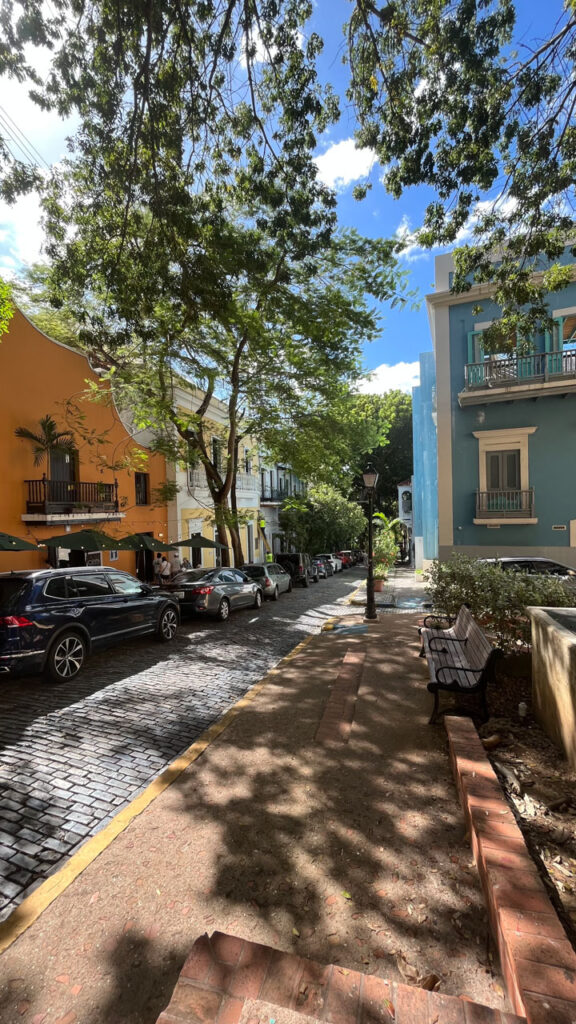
[212, 494, 231, 567]
[229, 522, 244, 568]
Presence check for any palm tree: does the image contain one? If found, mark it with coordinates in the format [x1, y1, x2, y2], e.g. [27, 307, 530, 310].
[15, 414, 76, 468]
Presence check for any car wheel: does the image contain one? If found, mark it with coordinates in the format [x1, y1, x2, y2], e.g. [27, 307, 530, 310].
[302, 576, 309, 588]
[216, 598, 230, 621]
[254, 589, 263, 609]
[314, 574, 319, 583]
[45, 631, 86, 683]
[288, 580, 293, 592]
[157, 605, 178, 642]
[271, 586, 279, 601]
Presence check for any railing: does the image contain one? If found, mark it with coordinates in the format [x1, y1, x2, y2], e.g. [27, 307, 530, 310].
[261, 488, 305, 502]
[236, 473, 259, 493]
[26, 477, 119, 514]
[465, 350, 576, 389]
[475, 488, 534, 518]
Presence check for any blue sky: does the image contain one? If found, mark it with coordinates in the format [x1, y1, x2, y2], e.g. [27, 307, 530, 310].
[0, 0, 566, 393]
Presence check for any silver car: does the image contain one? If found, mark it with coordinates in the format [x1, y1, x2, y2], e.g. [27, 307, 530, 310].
[241, 563, 293, 600]
[165, 568, 262, 620]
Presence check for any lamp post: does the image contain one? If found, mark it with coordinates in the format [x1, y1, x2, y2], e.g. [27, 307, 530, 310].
[363, 462, 379, 620]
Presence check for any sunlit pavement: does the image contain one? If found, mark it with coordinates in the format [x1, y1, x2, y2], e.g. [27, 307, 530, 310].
[0, 569, 364, 921]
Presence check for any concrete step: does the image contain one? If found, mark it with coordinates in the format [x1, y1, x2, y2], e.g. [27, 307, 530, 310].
[155, 931, 525, 1024]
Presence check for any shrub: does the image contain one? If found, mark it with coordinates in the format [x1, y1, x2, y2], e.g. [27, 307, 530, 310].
[373, 527, 397, 579]
[424, 554, 573, 650]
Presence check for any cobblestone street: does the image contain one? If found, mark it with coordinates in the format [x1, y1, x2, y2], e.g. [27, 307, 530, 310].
[0, 569, 363, 922]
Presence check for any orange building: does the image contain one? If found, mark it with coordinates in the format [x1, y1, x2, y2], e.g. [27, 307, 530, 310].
[0, 308, 169, 577]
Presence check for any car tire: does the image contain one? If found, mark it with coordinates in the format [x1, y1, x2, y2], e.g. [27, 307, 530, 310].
[216, 598, 230, 621]
[314, 574, 319, 583]
[302, 576, 309, 588]
[272, 586, 279, 601]
[287, 580, 293, 592]
[44, 631, 86, 683]
[157, 605, 178, 642]
[253, 589, 263, 609]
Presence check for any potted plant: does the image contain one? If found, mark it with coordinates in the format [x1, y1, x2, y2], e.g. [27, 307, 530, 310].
[372, 526, 397, 590]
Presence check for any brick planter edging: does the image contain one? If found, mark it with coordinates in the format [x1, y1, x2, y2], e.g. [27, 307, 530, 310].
[446, 716, 576, 1024]
[156, 930, 523, 1024]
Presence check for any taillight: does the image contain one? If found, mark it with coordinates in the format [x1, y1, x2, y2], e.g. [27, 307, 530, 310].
[0, 616, 33, 627]
[298, 565, 304, 574]
[192, 586, 214, 595]
[264, 578, 272, 587]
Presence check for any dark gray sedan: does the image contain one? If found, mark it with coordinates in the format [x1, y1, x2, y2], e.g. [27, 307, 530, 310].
[240, 563, 293, 600]
[164, 568, 262, 621]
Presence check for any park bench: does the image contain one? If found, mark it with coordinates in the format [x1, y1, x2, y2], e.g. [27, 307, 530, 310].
[418, 604, 473, 657]
[419, 605, 503, 724]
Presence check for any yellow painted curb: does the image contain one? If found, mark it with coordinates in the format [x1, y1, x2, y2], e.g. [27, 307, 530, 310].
[0, 632, 316, 956]
[346, 582, 365, 605]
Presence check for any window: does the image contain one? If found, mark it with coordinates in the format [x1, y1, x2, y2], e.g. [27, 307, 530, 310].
[44, 577, 69, 599]
[111, 574, 143, 595]
[135, 472, 150, 505]
[71, 574, 113, 597]
[473, 427, 537, 523]
[244, 449, 252, 473]
[486, 450, 520, 491]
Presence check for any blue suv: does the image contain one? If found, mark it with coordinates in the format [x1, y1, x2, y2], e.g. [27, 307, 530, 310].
[0, 567, 180, 683]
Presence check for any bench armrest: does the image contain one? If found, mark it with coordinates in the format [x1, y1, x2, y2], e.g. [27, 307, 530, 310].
[435, 664, 482, 684]
[423, 613, 454, 628]
[428, 635, 467, 652]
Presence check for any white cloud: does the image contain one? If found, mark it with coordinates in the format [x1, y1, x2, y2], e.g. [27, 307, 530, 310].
[314, 138, 377, 190]
[239, 28, 304, 68]
[394, 214, 429, 262]
[357, 361, 420, 395]
[0, 191, 46, 276]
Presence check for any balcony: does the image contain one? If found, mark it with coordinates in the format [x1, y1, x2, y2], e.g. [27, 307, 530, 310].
[23, 478, 121, 523]
[261, 488, 305, 504]
[460, 350, 576, 406]
[475, 488, 536, 524]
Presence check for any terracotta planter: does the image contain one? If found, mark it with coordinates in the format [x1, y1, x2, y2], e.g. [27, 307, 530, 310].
[374, 579, 385, 592]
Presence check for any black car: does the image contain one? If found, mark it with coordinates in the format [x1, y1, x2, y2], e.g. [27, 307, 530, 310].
[0, 567, 180, 683]
[276, 552, 318, 587]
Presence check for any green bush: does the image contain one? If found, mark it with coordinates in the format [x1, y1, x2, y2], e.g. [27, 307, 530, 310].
[373, 527, 397, 579]
[424, 554, 574, 650]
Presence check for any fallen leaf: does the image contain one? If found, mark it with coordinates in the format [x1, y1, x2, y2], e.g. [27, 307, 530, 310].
[341, 891, 352, 900]
[292, 928, 300, 937]
[419, 973, 441, 992]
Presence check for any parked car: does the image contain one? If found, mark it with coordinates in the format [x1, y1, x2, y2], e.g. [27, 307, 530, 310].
[312, 557, 329, 579]
[165, 567, 262, 620]
[276, 552, 318, 587]
[241, 562, 292, 600]
[315, 553, 342, 573]
[481, 557, 576, 586]
[0, 567, 180, 683]
[336, 551, 353, 569]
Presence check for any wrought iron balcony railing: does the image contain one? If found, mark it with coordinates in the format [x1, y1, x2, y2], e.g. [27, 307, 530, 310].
[261, 488, 305, 503]
[465, 350, 576, 390]
[475, 488, 534, 519]
[26, 477, 119, 514]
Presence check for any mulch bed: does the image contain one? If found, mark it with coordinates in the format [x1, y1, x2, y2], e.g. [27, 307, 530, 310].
[471, 659, 576, 949]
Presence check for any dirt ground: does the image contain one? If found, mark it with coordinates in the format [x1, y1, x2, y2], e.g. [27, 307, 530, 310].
[0, 614, 511, 1024]
[475, 659, 576, 951]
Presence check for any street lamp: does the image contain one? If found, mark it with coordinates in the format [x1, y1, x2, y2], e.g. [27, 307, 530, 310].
[363, 462, 379, 620]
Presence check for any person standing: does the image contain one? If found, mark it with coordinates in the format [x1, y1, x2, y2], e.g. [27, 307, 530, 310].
[160, 554, 172, 585]
[152, 552, 163, 585]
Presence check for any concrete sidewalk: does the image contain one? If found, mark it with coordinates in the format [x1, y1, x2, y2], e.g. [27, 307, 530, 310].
[0, 612, 509, 1024]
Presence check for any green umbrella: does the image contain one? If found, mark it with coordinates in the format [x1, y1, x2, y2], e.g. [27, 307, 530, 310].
[171, 536, 228, 550]
[0, 531, 39, 551]
[116, 533, 179, 552]
[41, 529, 119, 550]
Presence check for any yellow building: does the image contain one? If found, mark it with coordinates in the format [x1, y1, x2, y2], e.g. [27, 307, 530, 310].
[0, 309, 168, 577]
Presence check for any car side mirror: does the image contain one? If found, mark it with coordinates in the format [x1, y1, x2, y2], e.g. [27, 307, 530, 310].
[140, 584, 152, 595]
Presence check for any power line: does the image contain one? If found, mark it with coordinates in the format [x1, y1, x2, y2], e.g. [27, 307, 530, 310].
[0, 105, 51, 169]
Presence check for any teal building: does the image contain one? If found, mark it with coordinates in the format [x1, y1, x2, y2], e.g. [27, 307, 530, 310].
[426, 252, 576, 566]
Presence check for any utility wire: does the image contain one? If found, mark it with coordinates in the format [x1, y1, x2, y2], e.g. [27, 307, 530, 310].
[0, 105, 51, 169]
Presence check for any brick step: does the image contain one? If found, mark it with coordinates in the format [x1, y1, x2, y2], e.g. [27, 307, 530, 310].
[156, 931, 524, 1024]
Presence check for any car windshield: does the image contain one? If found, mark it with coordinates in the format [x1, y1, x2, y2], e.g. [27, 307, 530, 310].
[0, 578, 31, 612]
[242, 566, 266, 578]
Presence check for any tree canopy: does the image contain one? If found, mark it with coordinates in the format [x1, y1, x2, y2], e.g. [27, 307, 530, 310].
[347, 0, 576, 345]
